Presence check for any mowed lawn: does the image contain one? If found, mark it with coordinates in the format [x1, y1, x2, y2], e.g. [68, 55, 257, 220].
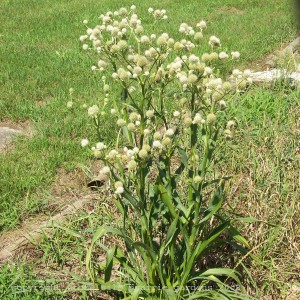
[0, 0, 296, 230]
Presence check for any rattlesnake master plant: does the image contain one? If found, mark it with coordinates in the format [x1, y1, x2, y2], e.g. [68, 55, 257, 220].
[80, 6, 252, 300]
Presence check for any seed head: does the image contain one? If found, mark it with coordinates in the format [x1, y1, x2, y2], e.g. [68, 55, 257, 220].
[115, 186, 124, 194]
[81, 139, 89, 147]
[231, 51, 240, 59]
[173, 111, 180, 117]
[207, 113, 216, 124]
[188, 74, 198, 84]
[117, 119, 126, 127]
[138, 149, 148, 159]
[194, 32, 203, 41]
[88, 105, 100, 117]
[153, 132, 162, 140]
[227, 120, 235, 129]
[219, 100, 227, 110]
[162, 137, 172, 146]
[146, 110, 154, 118]
[193, 176, 203, 183]
[153, 140, 162, 149]
[127, 123, 136, 131]
[127, 160, 137, 170]
[222, 82, 232, 92]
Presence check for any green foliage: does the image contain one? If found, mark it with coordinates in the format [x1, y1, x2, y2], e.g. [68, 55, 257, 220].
[80, 6, 252, 299]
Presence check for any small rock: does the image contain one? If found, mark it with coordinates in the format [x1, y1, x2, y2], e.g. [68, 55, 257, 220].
[0, 127, 21, 150]
[252, 69, 300, 84]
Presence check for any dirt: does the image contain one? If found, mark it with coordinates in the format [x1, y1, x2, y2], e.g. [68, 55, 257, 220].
[0, 120, 33, 136]
[248, 36, 300, 72]
[0, 120, 34, 153]
[0, 160, 105, 265]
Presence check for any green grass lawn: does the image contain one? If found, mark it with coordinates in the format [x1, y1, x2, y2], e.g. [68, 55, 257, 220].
[0, 0, 299, 299]
[0, 0, 296, 231]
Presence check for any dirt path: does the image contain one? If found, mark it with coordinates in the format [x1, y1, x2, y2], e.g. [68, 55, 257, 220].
[0, 194, 96, 264]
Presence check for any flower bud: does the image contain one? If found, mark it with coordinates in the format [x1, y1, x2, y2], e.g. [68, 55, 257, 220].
[222, 82, 232, 92]
[127, 123, 136, 131]
[127, 160, 137, 170]
[153, 132, 162, 140]
[146, 110, 154, 118]
[138, 149, 148, 159]
[162, 137, 172, 146]
[117, 119, 126, 127]
[219, 100, 227, 110]
[227, 120, 235, 129]
[193, 176, 203, 183]
[188, 74, 198, 84]
[184, 117, 193, 127]
[207, 113, 216, 124]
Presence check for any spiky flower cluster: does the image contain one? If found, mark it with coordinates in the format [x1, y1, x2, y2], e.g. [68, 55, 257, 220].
[79, 6, 250, 194]
[78, 7, 252, 298]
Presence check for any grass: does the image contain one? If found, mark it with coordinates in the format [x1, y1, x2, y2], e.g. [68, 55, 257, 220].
[0, 0, 296, 230]
[2, 84, 297, 299]
[0, 0, 299, 299]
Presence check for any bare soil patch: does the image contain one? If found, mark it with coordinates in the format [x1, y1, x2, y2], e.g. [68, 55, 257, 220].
[0, 120, 34, 153]
[0, 160, 105, 265]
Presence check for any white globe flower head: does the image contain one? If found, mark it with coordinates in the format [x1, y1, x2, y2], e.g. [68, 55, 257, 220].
[146, 110, 154, 118]
[81, 139, 89, 147]
[232, 69, 242, 77]
[127, 160, 137, 170]
[83, 19, 88, 25]
[197, 20, 207, 29]
[103, 84, 109, 93]
[91, 66, 97, 71]
[96, 142, 107, 150]
[227, 120, 235, 129]
[179, 75, 188, 84]
[140, 35, 150, 43]
[115, 186, 124, 194]
[133, 147, 139, 154]
[79, 35, 88, 42]
[144, 128, 151, 136]
[107, 149, 118, 160]
[130, 5, 136, 10]
[110, 108, 116, 115]
[82, 44, 89, 50]
[88, 105, 100, 117]
[117, 119, 126, 127]
[67, 101, 73, 109]
[173, 111, 180, 117]
[243, 69, 252, 77]
[189, 54, 199, 64]
[193, 176, 203, 183]
[148, 7, 154, 13]
[219, 51, 229, 60]
[192, 113, 203, 124]
[231, 51, 240, 59]
[153, 140, 162, 149]
[165, 128, 175, 137]
[209, 36, 221, 47]
[204, 67, 213, 76]
[100, 166, 110, 175]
